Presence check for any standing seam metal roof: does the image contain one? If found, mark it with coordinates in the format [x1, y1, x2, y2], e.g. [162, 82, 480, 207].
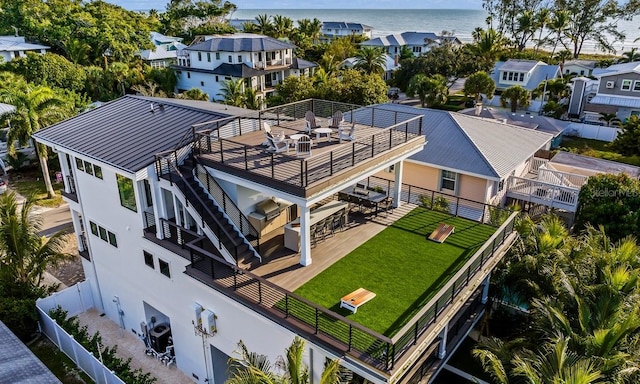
[33, 96, 231, 173]
[186, 34, 295, 52]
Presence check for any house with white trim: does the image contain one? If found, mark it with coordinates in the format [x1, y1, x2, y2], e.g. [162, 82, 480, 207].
[489, 59, 561, 92]
[321, 22, 373, 40]
[0, 36, 49, 63]
[139, 32, 186, 68]
[172, 33, 317, 104]
[33, 96, 519, 384]
[360, 32, 461, 58]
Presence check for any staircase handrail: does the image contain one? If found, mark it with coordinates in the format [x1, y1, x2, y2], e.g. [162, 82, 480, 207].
[193, 158, 261, 241]
[161, 155, 240, 258]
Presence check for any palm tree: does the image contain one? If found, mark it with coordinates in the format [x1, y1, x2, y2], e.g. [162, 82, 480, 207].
[254, 14, 272, 35]
[0, 192, 71, 295]
[533, 8, 550, 55]
[353, 46, 387, 75]
[0, 85, 69, 198]
[472, 28, 507, 64]
[554, 50, 573, 75]
[272, 15, 293, 39]
[227, 337, 340, 384]
[619, 48, 640, 63]
[218, 78, 245, 107]
[407, 74, 448, 108]
[180, 88, 209, 101]
[533, 78, 570, 102]
[244, 87, 261, 110]
[62, 38, 91, 65]
[598, 112, 620, 127]
[500, 85, 530, 112]
[463, 71, 496, 108]
[548, 10, 570, 57]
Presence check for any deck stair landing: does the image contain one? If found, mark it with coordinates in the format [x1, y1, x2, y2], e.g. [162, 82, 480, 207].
[162, 159, 257, 265]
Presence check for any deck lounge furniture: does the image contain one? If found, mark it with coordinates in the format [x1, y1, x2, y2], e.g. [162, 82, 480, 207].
[338, 124, 356, 142]
[428, 223, 455, 243]
[328, 110, 344, 129]
[340, 288, 376, 313]
[263, 122, 286, 146]
[305, 111, 320, 134]
[267, 135, 289, 153]
[295, 134, 312, 157]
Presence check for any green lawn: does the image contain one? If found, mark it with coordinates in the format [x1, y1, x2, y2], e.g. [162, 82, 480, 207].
[9, 179, 63, 208]
[294, 208, 496, 336]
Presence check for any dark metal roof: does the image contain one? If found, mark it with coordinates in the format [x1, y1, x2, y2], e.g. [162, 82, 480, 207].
[186, 33, 295, 52]
[33, 95, 231, 173]
[211, 63, 265, 77]
[0, 321, 61, 383]
[291, 58, 318, 70]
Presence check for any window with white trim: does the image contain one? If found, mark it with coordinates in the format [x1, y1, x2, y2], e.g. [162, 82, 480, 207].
[633, 80, 640, 92]
[621, 79, 632, 91]
[440, 170, 457, 191]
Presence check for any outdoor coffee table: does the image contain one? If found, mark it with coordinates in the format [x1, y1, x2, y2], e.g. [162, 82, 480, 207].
[312, 128, 333, 142]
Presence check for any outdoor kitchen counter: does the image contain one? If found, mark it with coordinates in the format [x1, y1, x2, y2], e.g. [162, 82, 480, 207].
[283, 201, 349, 251]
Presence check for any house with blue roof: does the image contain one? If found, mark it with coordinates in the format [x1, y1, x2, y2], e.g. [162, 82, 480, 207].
[0, 35, 49, 63]
[490, 59, 561, 92]
[321, 22, 373, 40]
[139, 32, 187, 69]
[172, 33, 317, 105]
[360, 32, 461, 58]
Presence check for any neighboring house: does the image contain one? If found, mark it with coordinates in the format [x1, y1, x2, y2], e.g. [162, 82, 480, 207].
[0, 36, 49, 63]
[341, 53, 399, 81]
[321, 22, 373, 40]
[139, 32, 186, 68]
[360, 32, 461, 58]
[33, 96, 518, 384]
[575, 61, 640, 122]
[562, 59, 597, 77]
[229, 19, 257, 31]
[172, 33, 317, 104]
[490, 59, 561, 92]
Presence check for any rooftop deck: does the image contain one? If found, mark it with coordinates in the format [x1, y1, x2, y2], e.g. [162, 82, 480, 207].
[184, 99, 426, 197]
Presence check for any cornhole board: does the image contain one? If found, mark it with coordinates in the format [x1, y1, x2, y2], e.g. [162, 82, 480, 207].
[340, 288, 376, 313]
[428, 223, 455, 243]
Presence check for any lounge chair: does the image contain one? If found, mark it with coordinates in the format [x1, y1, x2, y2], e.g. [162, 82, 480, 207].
[338, 123, 356, 142]
[295, 134, 312, 157]
[263, 122, 286, 145]
[328, 110, 344, 129]
[267, 135, 289, 153]
[305, 111, 320, 134]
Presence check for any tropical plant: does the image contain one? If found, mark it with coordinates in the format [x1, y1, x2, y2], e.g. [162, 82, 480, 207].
[500, 85, 530, 112]
[407, 74, 448, 108]
[353, 46, 387, 75]
[0, 85, 72, 198]
[547, 10, 570, 57]
[254, 14, 273, 35]
[272, 15, 294, 39]
[244, 87, 261, 110]
[180, 88, 210, 101]
[218, 78, 245, 107]
[471, 28, 508, 64]
[533, 78, 570, 102]
[227, 337, 340, 384]
[619, 47, 640, 63]
[609, 115, 640, 155]
[598, 112, 621, 127]
[464, 71, 496, 106]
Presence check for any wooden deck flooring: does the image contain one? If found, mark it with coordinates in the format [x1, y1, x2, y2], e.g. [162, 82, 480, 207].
[245, 202, 417, 291]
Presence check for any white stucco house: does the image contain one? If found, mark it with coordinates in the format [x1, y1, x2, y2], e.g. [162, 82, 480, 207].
[33, 96, 519, 384]
[321, 22, 373, 40]
[139, 32, 186, 68]
[172, 33, 317, 104]
[360, 32, 461, 58]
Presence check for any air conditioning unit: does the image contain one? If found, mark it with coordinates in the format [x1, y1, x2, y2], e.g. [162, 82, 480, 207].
[606, 81, 615, 89]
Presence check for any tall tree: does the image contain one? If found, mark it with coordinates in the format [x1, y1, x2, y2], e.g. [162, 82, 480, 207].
[218, 78, 245, 107]
[464, 71, 496, 106]
[471, 28, 508, 64]
[0, 85, 71, 198]
[254, 14, 273, 35]
[353, 46, 387, 75]
[407, 74, 448, 108]
[161, 0, 236, 37]
[500, 85, 530, 112]
[619, 48, 640, 63]
[272, 15, 294, 39]
[227, 337, 340, 384]
[547, 10, 570, 57]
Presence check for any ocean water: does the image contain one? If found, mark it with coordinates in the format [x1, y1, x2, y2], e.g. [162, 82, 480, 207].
[232, 8, 640, 54]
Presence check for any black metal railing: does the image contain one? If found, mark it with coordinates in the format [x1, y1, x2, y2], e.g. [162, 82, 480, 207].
[194, 160, 261, 254]
[159, 218, 203, 253]
[182, 207, 518, 373]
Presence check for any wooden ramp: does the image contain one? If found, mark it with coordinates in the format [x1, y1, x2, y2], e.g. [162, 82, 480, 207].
[340, 288, 376, 313]
[428, 223, 455, 243]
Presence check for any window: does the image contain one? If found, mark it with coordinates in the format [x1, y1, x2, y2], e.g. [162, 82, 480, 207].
[143, 179, 153, 207]
[498, 179, 505, 192]
[508, 72, 514, 81]
[207, 52, 211, 62]
[215, 76, 219, 82]
[621, 79, 632, 91]
[94, 165, 103, 179]
[580, 70, 585, 75]
[519, 73, 524, 82]
[200, 81, 204, 86]
[108, 232, 117, 247]
[99, 226, 107, 241]
[116, 174, 137, 212]
[159, 259, 171, 278]
[440, 170, 457, 191]
[228, 55, 232, 63]
[84, 161, 93, 176]
[187, 72, 191, 79]
[90, 221, 98, 236]
[238, 55, 242, 62]
[89, 220, 118, 248]
[633, 80, 640, 92]
[412, 46, 421, 53]
[144, 251, 154, 268]
[215, 52, 220, 60]
[197, 52, 202, 61]
[502, 72, 507, 81]
[75, 158, 84, 171]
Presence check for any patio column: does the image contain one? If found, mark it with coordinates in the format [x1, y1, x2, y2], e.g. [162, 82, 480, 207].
[59, 153, 71, 193]
[173, 194, 182, 227]
[392, 161, 404, 208]
[149, 168, 167, 239]
[182, 203, 190, 230]
[299, 205, 312, 266]
[481, 273, 491, 304]
[70, 209, 84, 252]
[438, 324, 448, 359]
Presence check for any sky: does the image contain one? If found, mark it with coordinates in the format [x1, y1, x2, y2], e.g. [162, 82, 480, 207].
[105, 0, 482, 11]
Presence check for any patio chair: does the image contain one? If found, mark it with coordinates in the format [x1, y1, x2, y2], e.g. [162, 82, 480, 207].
[264, 122, 286, 144]
[379, 197, 394, 217]
[266, 135, 289, 153]
[332, 210, 346, 232]
[328, 110, 344, 129]
[305, 111, 321, 134]
[295, 134, 312, 157]
[338, 123, 356, 142]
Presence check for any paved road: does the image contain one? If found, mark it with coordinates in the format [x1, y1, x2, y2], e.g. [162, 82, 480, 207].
[39, 205, 73, 236]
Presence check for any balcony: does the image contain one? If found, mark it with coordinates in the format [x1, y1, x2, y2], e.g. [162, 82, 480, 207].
[61, 175, 78, 203]
[144, 177, 517, 380]
[506, 176, 580, 211]
[189, 99, 426, 198]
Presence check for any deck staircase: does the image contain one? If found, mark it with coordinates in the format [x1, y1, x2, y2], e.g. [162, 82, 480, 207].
[163, 158, 259, 265]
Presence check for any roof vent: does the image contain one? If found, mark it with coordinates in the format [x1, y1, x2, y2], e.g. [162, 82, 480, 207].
[150, 102, 155, 113]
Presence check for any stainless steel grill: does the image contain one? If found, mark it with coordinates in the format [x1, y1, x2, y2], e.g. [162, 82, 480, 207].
[256, 199, 281, 221]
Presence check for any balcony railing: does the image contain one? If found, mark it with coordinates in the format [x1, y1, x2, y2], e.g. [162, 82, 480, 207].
[61, 175, 78, 202]
[537, 167, 588, 188]
[181, 205, 518, 373]
[507, 176, 580, 211]
[191, 99, 424, 195]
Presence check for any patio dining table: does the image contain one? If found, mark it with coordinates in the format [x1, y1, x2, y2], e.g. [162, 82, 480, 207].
[338, 186, 387, 215]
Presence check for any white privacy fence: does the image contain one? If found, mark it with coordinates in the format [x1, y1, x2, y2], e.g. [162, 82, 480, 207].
[36, 282, 126, 384]
[564, 122, 621, 142]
